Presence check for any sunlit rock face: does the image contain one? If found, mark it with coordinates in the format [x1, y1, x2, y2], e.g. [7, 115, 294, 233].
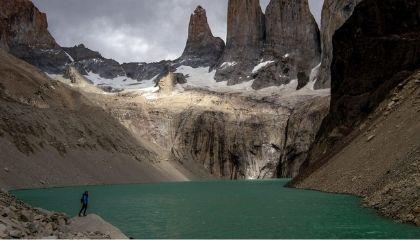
[0, 0, 70, 73]
[179, 6, 225, 68]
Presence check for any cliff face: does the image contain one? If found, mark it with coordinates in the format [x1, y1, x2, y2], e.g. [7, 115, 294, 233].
[305, 0, 420, 166]
[259, 0, 321, 90]
[214, 0, 265, 85]
[98, 89, 329, 180]
[0, 0, 70, 73]
[314, 0, 362, 89]
[292, 0, 420, 225]
[179, 6, 225, 68]
[215, 0, 321, 90]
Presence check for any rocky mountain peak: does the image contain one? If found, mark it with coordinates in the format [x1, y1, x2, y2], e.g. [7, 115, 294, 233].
[179, 5, 225, 68]
[0, 0, 59, 50]
[0, 0, 70, 73]
[215, 0, 265, 85]
[63, 44, 102, 62]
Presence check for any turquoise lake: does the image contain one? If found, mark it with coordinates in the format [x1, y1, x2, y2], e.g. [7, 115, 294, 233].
[12, 179, 420, 239]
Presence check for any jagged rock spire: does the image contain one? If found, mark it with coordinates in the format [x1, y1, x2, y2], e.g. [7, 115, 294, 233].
[180, 5, 225, 68]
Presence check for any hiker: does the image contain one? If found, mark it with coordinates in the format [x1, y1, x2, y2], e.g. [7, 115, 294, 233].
[78, 191, 89, 217]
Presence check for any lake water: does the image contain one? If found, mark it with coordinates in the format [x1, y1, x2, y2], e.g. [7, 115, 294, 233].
[12, 179, 420, 239]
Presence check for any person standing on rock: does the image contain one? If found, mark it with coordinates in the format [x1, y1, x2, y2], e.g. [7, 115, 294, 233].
[78, 191, 89, 217]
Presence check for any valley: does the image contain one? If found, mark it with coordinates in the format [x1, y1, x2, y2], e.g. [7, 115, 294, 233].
[0, 0, 419, 238]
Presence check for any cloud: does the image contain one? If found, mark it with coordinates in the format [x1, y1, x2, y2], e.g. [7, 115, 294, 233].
[33, 0, 324, 63]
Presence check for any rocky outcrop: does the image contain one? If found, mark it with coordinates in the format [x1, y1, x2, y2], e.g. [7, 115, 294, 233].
[122, 61, 171, 82]
[314, 0, 362, 89]
[215, 0, 265, 85]
[178, 6, 225, 68]
[62, 44, 101, 62]
[0, 0, 71, 73]
[158, 72, 186, 94]
[0, 191, 126, 238]
[64, 44, 125, 79]
[0, 0, 58, 50]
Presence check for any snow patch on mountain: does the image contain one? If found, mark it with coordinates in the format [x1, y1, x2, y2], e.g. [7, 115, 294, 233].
[85, 72, 158, 90]
[252, 61, 275, 74]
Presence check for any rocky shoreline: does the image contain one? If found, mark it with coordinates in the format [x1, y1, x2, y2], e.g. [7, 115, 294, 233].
[0, 191, 127, 239]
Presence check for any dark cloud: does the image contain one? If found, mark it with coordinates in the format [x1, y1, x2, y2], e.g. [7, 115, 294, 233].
[32, 0, 324, 63]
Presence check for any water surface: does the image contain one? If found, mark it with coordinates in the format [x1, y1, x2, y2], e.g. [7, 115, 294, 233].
[13, 179, 420, 239]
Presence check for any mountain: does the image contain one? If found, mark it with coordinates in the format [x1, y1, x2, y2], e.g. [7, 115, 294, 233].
[259, 0, 321, 90]
[291, 0, 420, 226]
[214, 0, 321, 90]
[0, 48, 190, 189]
[214, 0, 265, 86]
[0, 0, 71, 73]
[178, 5, 225, 68]
[313, 0, 362, 89]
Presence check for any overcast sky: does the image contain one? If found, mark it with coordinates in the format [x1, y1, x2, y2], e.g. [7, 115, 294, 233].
[33, 0, 324, 63]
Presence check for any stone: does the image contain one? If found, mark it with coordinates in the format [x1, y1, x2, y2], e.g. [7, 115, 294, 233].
[20, 210, 32, 222]
[415, 217, 420, 226]
[3, 167, 9, 173]
[406, 214, 415, 221]
[367, 135, 375, 142]
[8, 230, 22, 238]
[178, 6, 225, 68]
[28, 222, 40, 234]
[0, 224, 6, 234]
